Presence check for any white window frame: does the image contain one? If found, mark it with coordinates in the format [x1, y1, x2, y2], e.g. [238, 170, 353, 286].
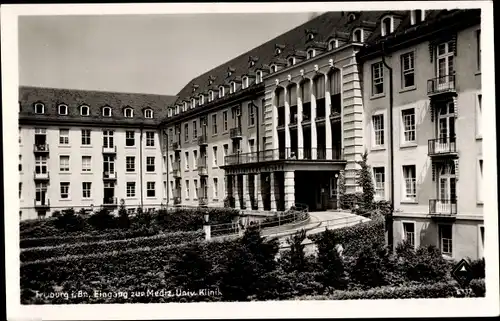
[59, 155, 70, 172]
[145, 108, 153, 118]
[102, 106, 112, 117]
[213, 146, 218, 167]
[212, 114, 218, 135]
[34, 103, 45, 114]
[81, 129, 91, 145]
[410, 10, 425, 25]
[328, 39, 339, 50]
[146, 131, 155, 147]
[230, 81, 236, 94]
[306, 49, 315, 59]
[127, 182, 136, 198]
[185, 151, 189, 170]
[381, 16, 393, 37]
[476, 93, 482, 139]
[146, 181, 155, 198]
[477, 158, 483, 204]
[82, 182, 92, 199]
[401, 51, 415, 89]
[353, 28, 364, 42]
[478, 225, 485, 258]
[59, 129, 69, 145]
[192, 120, 197, 139]
[125, 130, 135, 147]
[191, 98, 196, 109]
[213, 177, 219, 199]
[223, 110, 228, 131]
[82, 156, 92, 172]
[193, 150, 198, 169]
[208, 91, 214, 102]
[372, 113, 385, 148]
[373, 166, 385, 200]
[126, 156, 135, 172]
[185, 179, 190, 199]
[219, 86, 225, 98]
[256, 71, 263, 84]
[401, 107, 416, 144]
[248, 103, 255, 126]
[372, 62, 384, 96]
[80, 105, 90, 116]
[184, 123, 189, 142]
[124, 108, 134, 118]
[199, 94, 204, 105]
[270, 65, 277, 73]
[287, 57, 295, 66]
[401, 221, 417, 248]
[438, 223, 453, 256]
[146, 156, 155, 172]
[348, 13, 356, 22]
[60, 182, 70, 199]
[242, 76, 249, 89]
[402, 165, 417, 202]
[58, 104, 68, 115]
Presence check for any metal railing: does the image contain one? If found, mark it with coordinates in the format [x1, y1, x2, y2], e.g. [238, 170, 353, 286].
[427, 75, 456, 95]
[197, 157, 208, 175]
[33, 144, 49, 153]
[230, 127, 242, 139]
[34, 199, 50, 207]
[102, 145, 117, 153]
[198, 134, 208, 146]
[428, 137, 457, 155]
[103, 171, 117, 179]
[224, 147, 344, 165]
[429, 199, 457, 216]
[102, 197, 118, 206]
[33, 170, 50, 180]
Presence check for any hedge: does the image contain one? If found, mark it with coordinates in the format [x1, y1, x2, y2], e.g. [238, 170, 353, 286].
[294, 279, 486, 300]
[20, 230, 204, 262]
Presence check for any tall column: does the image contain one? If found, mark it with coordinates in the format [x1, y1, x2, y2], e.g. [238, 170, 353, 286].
[284, 87, 291, 158]
[296, 84, 304, 159]
[256, 173, 263, 211]
[270, 172, 277, 212]
[324, 74, 333, 159]
[310, 80, 317, 159]
[284, 171, 295, 210]
[242, 174, 249, 210]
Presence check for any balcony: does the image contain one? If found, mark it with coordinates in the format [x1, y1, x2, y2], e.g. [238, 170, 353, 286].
[230, 127, 242, 139]
[33, 143, 49, 153]
[173, 196, 182, 205]
[197, 158, 208, 176]
[429, 199, 457, 218]
[428, 137, 458, 158]
[103, 171, 117, 180]
[34, 199, 50, 209]
[427, 75, 456, 97]
[103, 197, 118, 206]
[172, 161, 182, 178]
[172, 141, 181, 151]
[198, 135, 208, 146]
[33, 171, 50, 181]
[102, 145, 117, 154]
[198, 193, 208, 206]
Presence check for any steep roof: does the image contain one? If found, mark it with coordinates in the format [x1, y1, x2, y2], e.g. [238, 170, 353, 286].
[19, 86, 177, 126]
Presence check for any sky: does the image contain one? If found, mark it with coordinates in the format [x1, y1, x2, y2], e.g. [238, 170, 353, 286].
[18, 13, 316, 96]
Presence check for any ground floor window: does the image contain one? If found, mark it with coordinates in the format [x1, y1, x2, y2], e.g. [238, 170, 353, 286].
[402, 222, 415, 247]
[439, 224, 453, 256]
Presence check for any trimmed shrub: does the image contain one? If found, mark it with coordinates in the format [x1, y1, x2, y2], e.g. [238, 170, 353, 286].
[339, 192, 362, 210]
[285, 229, 307, 272]
[393, 243, 449, 284]
[53, 208, 86, 232]
[469, 278, 486, 297]
[355, 150, 375, 210]
[167, 242, 212, 291]
[468, 257, 485, 279]
[87, 208, 117, 231]
[349, 242, 391, 289]
[117, 203, 131, 229]
[315, 229, 347, 290]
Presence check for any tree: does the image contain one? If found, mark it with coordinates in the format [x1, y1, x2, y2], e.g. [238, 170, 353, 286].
[350, 242, 390, 288]
[169, 243, 212, 291]
[356, 150, 375, 211]
[286, 229, 307, 272]
[315, 229, 347, 290]
[117, 200, 131, 229]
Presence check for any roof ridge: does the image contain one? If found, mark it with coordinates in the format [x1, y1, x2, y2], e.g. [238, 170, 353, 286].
[19, 85, 177, 98]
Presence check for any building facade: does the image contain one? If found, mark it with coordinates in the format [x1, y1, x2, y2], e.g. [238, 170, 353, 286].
[18, 87, 176, 220]
[357, 9, 483, 260]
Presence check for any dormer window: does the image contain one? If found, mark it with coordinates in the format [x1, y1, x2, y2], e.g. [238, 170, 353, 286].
[256, 71, 263, 84]
[288, 57, 295, 66]
[124, 107, 134, 118]
[275, 48, 281, 55]
[102, 106, 112, 117]
[353, 28, 363, 42]
[191, 98, 196, 109]
[198, 94, 204, 105]
[307, 33, 314, 41]
[168, 108, 172, 117]
[175, 105, 180, 115]
[307, 49, 315, 59]
[242, 76, 249, 89]
[34, 103, 44, 114]
[411, 10, 425, 25]
[58, 104, 68, 115]
[80, 105, 90, 116]
[230, 81, 236, 94]
[219, 86, 225, 98]
[270, 64, 278, 73]
[183, 102, 188, 112]
[328, 39, 339, 50]
[144, 108, 153, 119]
[249, 60, 255, 67]
[208, 90, 214, 102]
[381, 16, 393, 37]
[348, 13, 356, 22]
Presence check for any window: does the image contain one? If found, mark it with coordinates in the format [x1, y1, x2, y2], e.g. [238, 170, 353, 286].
[183, 102, 188, 112]
[287, 57, 295, 66]
[147, 182, 155, 197]
[242, 76, 249, 89]
[58, 104, 68, 115]
[191, 98, 196, 109]
[478, 159, 483, 203]
[127, 182, 136, 197]
[82, 156, 91, 172]
[223, 144, 229, 159]
[185, 179, 190, 199]
[275, 48, 281, 55]
[476, 94, 482, 138]
[185, 152, 189, 170]
[34, 103, 44, 114]
[436, 41, 455, 78]
[193, 150, 198, 169]
[411, 10, 424, 25]
[479, 226, 485, 258]
[19, 155, 22, 171]
[372, 62, 384, 95]
[18, 127, 21, 144]
[35, 156, 47, 174]
[439, 224, 453, 255]
[307, 49, 315, 59]
[60, 182, 70, 199]
[146, 131, 155, 147]
[103, 130, 114, 148]
[102, 106, 112, 117]
[184, 123, 189, 142]
[213, 178, 219, 199]
[219, 86, 225, 98]
[373, 167, 385, 199]
[476, 29, 481, 71]
[60, 156, 70, 172]
[81, 129, 91, 145]
[256, 71, 263, 84]
[230, 82, 236, 94]
[80, 105, 90, 116]
[262, 98, 266, 122]
[126, 156, 135, 172]
[348, 13, 356, 22]
[124, 108, 133, 118]
[403, 165, 417, 201]
[19, 182, 22, 199]
[199, 94, 204, 105]
[82, 182, 91, 199]
[403, 222, 416, 247]
[192, 120, 197, 139]
[212, 114, 218, 134]
[146, 156, 155, 172]
[208, 91, 214, 102]
[248, 103, 255, 126]
[126, 131, 135, 147]
[213, 146, 218, 166]
[144, 108, 153, 118]
[372, 114, 385, 147]
[401, 108, 416, 143]
[59, 129, 69, 145]
[328, 39, 338, 50]
[169, 155, 174, 172]
[353, 29, 363, 42]
[401, 52, 415, 88]
[223, 111, 228, 131]
[270, 65, 277, 73]
[381, 17, 393, 36]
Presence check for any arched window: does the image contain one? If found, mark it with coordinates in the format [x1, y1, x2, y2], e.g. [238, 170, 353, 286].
[256, 71, 263, 84]
[411, 10, 425, 25]
[198, 94, 204, 105]
[288, 57, 295, 66]
[183, 102, 188, 112]
[348, 13, 356, 22]
[208, 90, 214, 102]
[314, 74, 325, 99]
[230, 82, 236, 94]
[144, 108, 153, 119]
[191, 98, 196, 109]
[353, 28, 363, 42]
[34, 102, 45, 114]
[219, 86, 225, 98]
[58, 104, 68, 115]
[381, 17, 393, 36]
[124, 107, 134, 118]
[307, 49, 315, 59]
[328, 39, 339, 50]
[80, 105, 90, 116]
[307, 33, 314, 41]
[275, 48, 281, 55]
[102, 106, 112, 117]
[242, 76, 249, 89]
[270, 65, 277, 73]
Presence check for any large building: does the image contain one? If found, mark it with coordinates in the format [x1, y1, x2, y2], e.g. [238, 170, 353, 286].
[19, 9, 483, 260]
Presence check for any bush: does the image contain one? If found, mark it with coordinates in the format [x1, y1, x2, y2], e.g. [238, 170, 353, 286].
[315, 229, 347, 290]
[53, 208, 86, 232]
[468, 257, 485, 279]
[355, 151, 375, 210]
[87, 208, 117, 231]
[349, 242, 391, 289]
[117, 203, 131, 229]
[393, 243, 449, 284]
[168, 242, 212, 291]
[284, 229, 307, 272]
[339, 193, 362, 210]
[20, 230, 204, 262]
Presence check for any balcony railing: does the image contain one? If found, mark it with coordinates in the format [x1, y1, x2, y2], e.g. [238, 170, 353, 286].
[103, 171, 117, 180]
[224, 147, 344, 166]
[427, 75, 456, 96]
[230, 127, 242, 139]
[34, 198, 50, 208]
[33, 170, 50, 180]
[428, 137, 458, 156]
[103, 197, 118, 206]
[174, 196, 182, 205]
[172, 161, 181, 178]
[197, 158, 208, 176]
[33, 144, 49, 153]
[172, 141, 181, 151]
[198, 135, 208, 146]
[102, 145, 117, 154]
[429, 199, 457, 216]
